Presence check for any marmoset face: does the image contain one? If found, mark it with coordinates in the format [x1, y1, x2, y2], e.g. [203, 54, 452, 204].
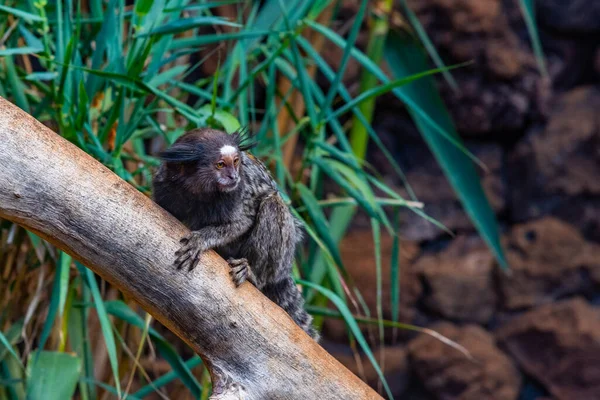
[158, 128, 254, 196]
[213, 144, 241, 192]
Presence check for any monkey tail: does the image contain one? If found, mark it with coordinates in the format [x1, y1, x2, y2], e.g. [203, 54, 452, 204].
[262, 277, 320, 341]
[247, 192, 319, 341]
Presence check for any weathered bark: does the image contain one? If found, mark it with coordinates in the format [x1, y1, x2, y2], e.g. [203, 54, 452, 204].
[0, 96, 383, 400]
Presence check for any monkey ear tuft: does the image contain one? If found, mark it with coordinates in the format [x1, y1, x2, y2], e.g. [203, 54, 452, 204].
[232, 126, 258, 152]
[158, 142, 203, 163]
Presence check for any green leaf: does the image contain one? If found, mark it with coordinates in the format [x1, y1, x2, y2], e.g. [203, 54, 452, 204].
[18, 25, 44, 51]
[67, 280, 95, 400]
[43, 57, 203, 122]
[312, 158, 378, 219]
[291, 209, 346, 299]
[518, 0, 548, 78]
[1, 336, 26, 399]
[366, 176, 452, 235]
[296, 35, 418, 200]
[25, 72, 58, 81]
[81, 378, 142, 399]
[75, 81, 89, 129]
[0, 321, 23, 365]
[298, 280, 393, 400]
[306, 306, 473, 360]
[328, 61, 470, 121]
[38, 252, 71, 352]
[26, 351, 81, 400]
[3, 56, 30, 112]
[134, 0, 154, 17]
[277, 23, 318, 130]
[384, 29, 507, 269]
[133, 356, 202, 398]
[141, 16, 241, 37]
[306, 20, 485, 169]
[307, 0, 334, 19]
[389, 210, 401, 335]
[77, 264, 121, 396]
[317, 0, 368, 122]
[169, 30, 279, 50]
[198, 104, 241, 133]
[296, 183, 346, 275]
[0, 4, 44, 22]
[26, 232, 46, 263]
[146, 64, 188, 86]
[0, 47, 44, 56]
[398, 0, 458, 91]
[371, 218, 386, 371]
[332, 160, 393, 233]
[173, 80, 233, 108]
[104, 300, 202, 398]
[164, 0, 243, 13]
[0, 332, 23, 370]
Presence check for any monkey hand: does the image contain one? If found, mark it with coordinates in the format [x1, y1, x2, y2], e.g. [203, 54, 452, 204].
[174, 232, 209, 271]
[227, 258, 256, 287]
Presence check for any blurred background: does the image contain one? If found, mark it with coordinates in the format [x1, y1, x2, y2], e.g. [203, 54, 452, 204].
[1, 0, 599, 399]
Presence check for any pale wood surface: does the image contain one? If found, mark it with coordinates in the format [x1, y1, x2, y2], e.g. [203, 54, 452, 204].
[0, 96, 383, 400]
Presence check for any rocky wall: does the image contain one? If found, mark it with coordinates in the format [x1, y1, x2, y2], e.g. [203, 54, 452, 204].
[322, 1, 600, 399]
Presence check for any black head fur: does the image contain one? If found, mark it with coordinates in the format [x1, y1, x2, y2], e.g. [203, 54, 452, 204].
[155, 127, 258, 197]
[158, 127, 256, 164]
[231, 126, 258, 152]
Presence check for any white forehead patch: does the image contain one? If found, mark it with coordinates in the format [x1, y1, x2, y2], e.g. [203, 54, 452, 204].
[220, 145, 237, 156]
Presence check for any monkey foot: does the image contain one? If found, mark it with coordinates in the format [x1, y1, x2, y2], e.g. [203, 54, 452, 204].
[208, 363, 247, 400]
[227, 258, 254, 287]
[174, 232, 206, 271]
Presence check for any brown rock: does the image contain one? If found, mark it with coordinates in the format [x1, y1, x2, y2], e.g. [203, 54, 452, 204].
[405, 0, 542, 137]
[321, 230, 421, 342]
[499, 217, 600, 310]
[496, 298, 600, 400]
[508, 86, 600, 240]
[407, 0, 502, 51]
[537, 0, 600, 34]
[408, 323, 521, 400]
[538, 27, 599, 91]
[385, 144, 505, 242]
[486, 38, 523, 80]
[415, 236, 497, 323]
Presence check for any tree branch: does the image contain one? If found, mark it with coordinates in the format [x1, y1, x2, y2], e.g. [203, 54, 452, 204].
[0, 96, 382, 400]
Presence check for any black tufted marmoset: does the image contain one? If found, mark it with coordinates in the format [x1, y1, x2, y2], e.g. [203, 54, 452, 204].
[152, 128, 319, 340]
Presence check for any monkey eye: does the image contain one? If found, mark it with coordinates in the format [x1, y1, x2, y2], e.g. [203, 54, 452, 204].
[234, 157, 240, 166]
[216, 161, 225, 169]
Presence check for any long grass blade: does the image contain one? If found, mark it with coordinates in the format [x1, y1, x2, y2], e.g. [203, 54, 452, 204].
[0, 4, 45, 22]
[140, 16, 242, 37]
[518, 0, 548, 78]
[307, 306, 474, 360]
[104, 300, 202, 398]
[384, 29, 507, 268]
[0, 333, 22, 371]
[26, 351, 81, 400]
[317, 0, 367, 122]
[306, 20, 486, 170]
[77, 264, 121, 396]
[133, 356, 202, 398]
[37, 252, 71, 351]
[398, 0, 458, 91]
[298, 280, 394, 399]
